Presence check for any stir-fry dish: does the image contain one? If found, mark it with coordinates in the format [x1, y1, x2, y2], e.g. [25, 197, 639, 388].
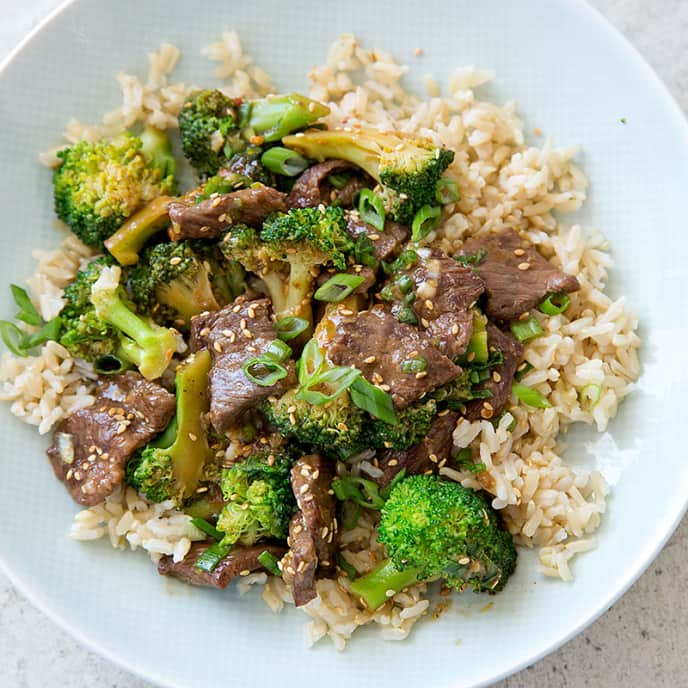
[0, 36, 640, 647]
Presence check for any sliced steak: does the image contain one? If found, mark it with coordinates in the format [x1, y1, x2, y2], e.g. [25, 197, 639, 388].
[47, 373, 175, 506]
[346, 213, 409, 262]
[457, 229, 580, 321]
[463, 324, 524, 421]
[378, 411, 459, 486]
[158, 542, 287, 589]
[287, 160, 369, 209]
[327, 305, 462, 410]
[168, 185, 287, 240]
[282, 513, 319, 606]
[189, 297, 296, 433]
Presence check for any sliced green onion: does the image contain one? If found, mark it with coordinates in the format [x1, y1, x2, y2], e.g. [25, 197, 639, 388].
[275, 316, 309, 341]
[265, 338, 292, 363]
[314, 273, 364, 302]
[411, 205, 441, 242]
[342, 502, 362, 530]
[510, 316, 544, 343]
[327, 173, 351, 189]
[454, 248, 487, 267]
[435, 178, 460, 204]
[331, 476, 385, 510]
[94, 354, 129, 375]
[538, 292, 571, 316]
[353, 234, 378, 269]
[379, 468, 407, 501]
[297, 339, 324, 385]
[194, 540, 232, 573]
[23, 316, 63, 349]
[350, 377, 398, 426]
[396, 274, 414, 295]
[514, 361, 534, 382]
[336, 553, 358, 579]
[258, 550, 282, 577]
[297, 365, 360, 405]
[358, 189, 386, 232]
[400, 357, 427, 374]
[260, 147, 308, 176]
[391, 304, 418, 325]
[0, 321, 29, 357]
[465, 312, 489, 364]
[242, 356, 289, 387]
[10, 285, 41, 326]
[580, 384, 602, 410]
[403, 291, 416, 305]
[512, 383, 551, 408]
[190, 517, 224, 542]
[379, 284, 395, 302]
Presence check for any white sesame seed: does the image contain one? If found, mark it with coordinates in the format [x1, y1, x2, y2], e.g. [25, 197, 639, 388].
[513, 248, 525, 256]
[364, 355, 376, 364]
[415, 371, 428, 379]
[213, 341, 223, 353]
[169, 256, 182, 265]
[517, 262, 530, 271]
[385, 589, 396, 598]
[188, 432, 198, 441]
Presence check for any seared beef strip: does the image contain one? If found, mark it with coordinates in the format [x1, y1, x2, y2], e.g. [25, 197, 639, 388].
[287, 160, 369, 209]
[282, 454, 338, 606]
[463, 324, 524, 421]
[457, 229, 580, 321]
[158, 542, 287, 589]
[47, 373, 175, 506]
[378, 411, 459, 486]
[327, 305, 462, 410]
[168, 185, 287, 240]
[189, 297, 296, 434]
[346, 213, 409, 263]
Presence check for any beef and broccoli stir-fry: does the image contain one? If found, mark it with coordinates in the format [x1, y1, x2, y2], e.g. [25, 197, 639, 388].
[8, 87, 584, 608]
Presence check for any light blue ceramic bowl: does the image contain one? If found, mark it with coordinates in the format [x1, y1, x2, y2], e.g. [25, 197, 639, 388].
[1, 1, 687, 687]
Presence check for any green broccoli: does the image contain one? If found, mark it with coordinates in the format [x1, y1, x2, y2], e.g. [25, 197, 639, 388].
[53, 128, 176, 249]
[365, 398, 437, 451]
[59, 260, 177, 379]
[282, 127, 455, 225]
[126, 349, 214, 503]
[262, 387, 366, 459]
[216, 450, 297, 546]
[178, 90, 329, 178]
[350, 475, 517, 609]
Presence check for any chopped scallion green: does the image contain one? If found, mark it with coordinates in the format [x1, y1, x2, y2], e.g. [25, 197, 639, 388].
[350, 376, 398, 426]
[275, 316, 309, 341]
[260, 147, 308, 176]
[512, 383, 551, 408]
[194, 540, 232, 573]
[580, 384, 602, 410]
[10, 284, 41, 326]
[435, 177, 460, 204]
[400, 357, 427, 374]
[190, 517, 224, 542]
[411, 205, 442, 242]
[257, 550, 282, 577]
[358, 189, 386, 232]
[242, 356, 289, 387]
[314, 273, 364, 302]
[538, 292, 571, 316]
[510, 316, 544, 343]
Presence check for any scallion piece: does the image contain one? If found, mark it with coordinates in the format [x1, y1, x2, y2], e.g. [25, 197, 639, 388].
[514, 361, 534, 382]
[435, 178, 460, 204]
[297, 339, 324, 385]
[331, 476, 385, 509]
[379, 468, 407, 500]
[358, 189, 386, 232]
[465, 312, 489, 364]
[336, 553, 358, 579]
[258, 550, 282, 577]
[411, 205, 441, 242]
[296, 365, 361, 405]
[194, 540, 232, 573]
[314, 273, 364, 302]
[190, 517, 224, 542]
[400, 357, 427, 374]
[265, 338, 292, 363]
[23, 316, 63, 349]
[580, 384, 602, 410]
[242, 356, 289, 387]
[350, 377, 398, 426]
[391, 304, 418, 325]
[275, 316, 309, 341]
[0, 321, 28, 357]
[353, 234, 378, 269]
[396, 274, 414, 295]
[327, 173, 351, 189]
[93, 354, 129, 375]
[260, 146, 309, 176]
[538, 292, 571, 316]
[512, 383, 551, 408]
[510, 316, 544, 343]
[10, 284, 41, 326]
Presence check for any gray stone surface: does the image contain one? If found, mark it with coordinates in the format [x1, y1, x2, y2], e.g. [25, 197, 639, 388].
[0, 1, 686, 687]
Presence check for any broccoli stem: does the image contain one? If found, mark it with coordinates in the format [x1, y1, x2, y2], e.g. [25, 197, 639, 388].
[349, 559, 421, 610]
[246, 93, 329, 142]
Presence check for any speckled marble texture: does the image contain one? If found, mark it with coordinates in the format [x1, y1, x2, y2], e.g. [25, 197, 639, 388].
[1, 1, 687, 686]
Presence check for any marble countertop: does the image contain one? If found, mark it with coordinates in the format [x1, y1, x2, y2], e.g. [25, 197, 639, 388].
[1, 1, 687, 686]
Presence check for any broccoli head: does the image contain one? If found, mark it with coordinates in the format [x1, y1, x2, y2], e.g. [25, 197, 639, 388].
[283, 127, 455, 225]
[350, 474, 517, 609]
[178, 89, 329, 178]
[262, 387, 366, 459]
[53, 128, 176, 249]
[365, 398, 437, 451]
[126, 350, 214, 503]
[216, 450, 297, 546]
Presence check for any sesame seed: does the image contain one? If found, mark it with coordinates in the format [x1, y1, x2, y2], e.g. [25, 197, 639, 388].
[299, 484, 309, 494]
[340, 308, 354, 316]
[415, 47, 423, 56]
[492, 371, 502, 382]
[364, 355, 376, 364]
[249, 135, 264, 145]
[480, 407, 493, 419]
[451, 324, 459, 335]
[437, 409, 450, 417]
[337, 422, 349, 431]
[222, 329, 232, 337]
[421, 318, 430, 328]
[387, 459, 398, 467]
[458, 557, 470, 565]
[200, 327, 210, 337]
[368, 233, 380, 241]
[74, 471, 81, 481]
[321, 526, 329, 538]
[228, 331, 237, 343]
[188, 432, 198, 441]
[483, 401, 493, 411]
[415, 371, 428, 379]
[66, 469, 73, 480]
[517, 262, 530, 271]
[287, 405, 297, 413]
[247, 307, 256, 318]
[196, 486, 209, 494]
[429, 453, 438, 463]
[242, 329, 253, 339]
[169, 256, 182, 265]
[116, 422, 127, 435]
[239, 569, 251, 576]
[438, 458, 447, 468]
[233, 305, 241, 313]
[513, 248, 525, 256]
[467, 351, 476, 362]
[380, 384, 391, 391]
[296, 560, 306, 573]
[425, 299, 434, 311]
[385, 589, 396, 598]
[214, 341, 223, 353]
[408, 350, 419, 358]
[303, 493, 314, 502]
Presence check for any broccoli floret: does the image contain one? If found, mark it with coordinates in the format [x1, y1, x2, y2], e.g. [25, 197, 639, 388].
[283, 127, 455, 225]
[365, 398, 437, 451]
[53, 128, 176, 249]
[178, 90, 329, 178]
[216, 450, 297, 546]
[59, 261, 177, 379]
[262, 388, 366, 459]
[127, 241, 224, 327]
[350, 475, 517, 609]
[126, 350, 214, 503]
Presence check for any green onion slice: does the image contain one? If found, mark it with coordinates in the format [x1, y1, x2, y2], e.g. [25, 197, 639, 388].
[411, 205, 442, 242]
[435, 178, 460, 204]
[350, 376, 398, 426]
[514, 361, 534, 382]
[23, 316, 63, 349]
[454, 248, 487, 267]
[331, 476, 385, 510]
[257, 550, 282, 577]
[353, 234, 378, 269]
[297, 339, 324, 385]
[512, 383, 552, 408]
[296, 365, 361, 405]
[275, 316, 309, 341]
[400, 356, 427, 374]
[510, 316, 544, 343]
[190, 517, 224, 542]
[0, 321, 28, 357]
[314, 273, 364, 302]
[327, 173, 351, 189]
[265, 338, 292, 363]
[194, 540, 232, 573]
[94, 354, 129, 375]
[538, 292, 571, 316]
[336, 553, 358, 579]
[580, 384, 602, 410]
[10, 285, 41, 326]
[379, 468, 407, 501]
[260, 147, 309, 176]
[358, 189, 386, 232]
[391, 304, 418, 325]
[242, 356, 288, 387]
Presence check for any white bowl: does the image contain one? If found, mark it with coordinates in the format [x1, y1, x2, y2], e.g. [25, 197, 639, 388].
[1, 1, 686, 687]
